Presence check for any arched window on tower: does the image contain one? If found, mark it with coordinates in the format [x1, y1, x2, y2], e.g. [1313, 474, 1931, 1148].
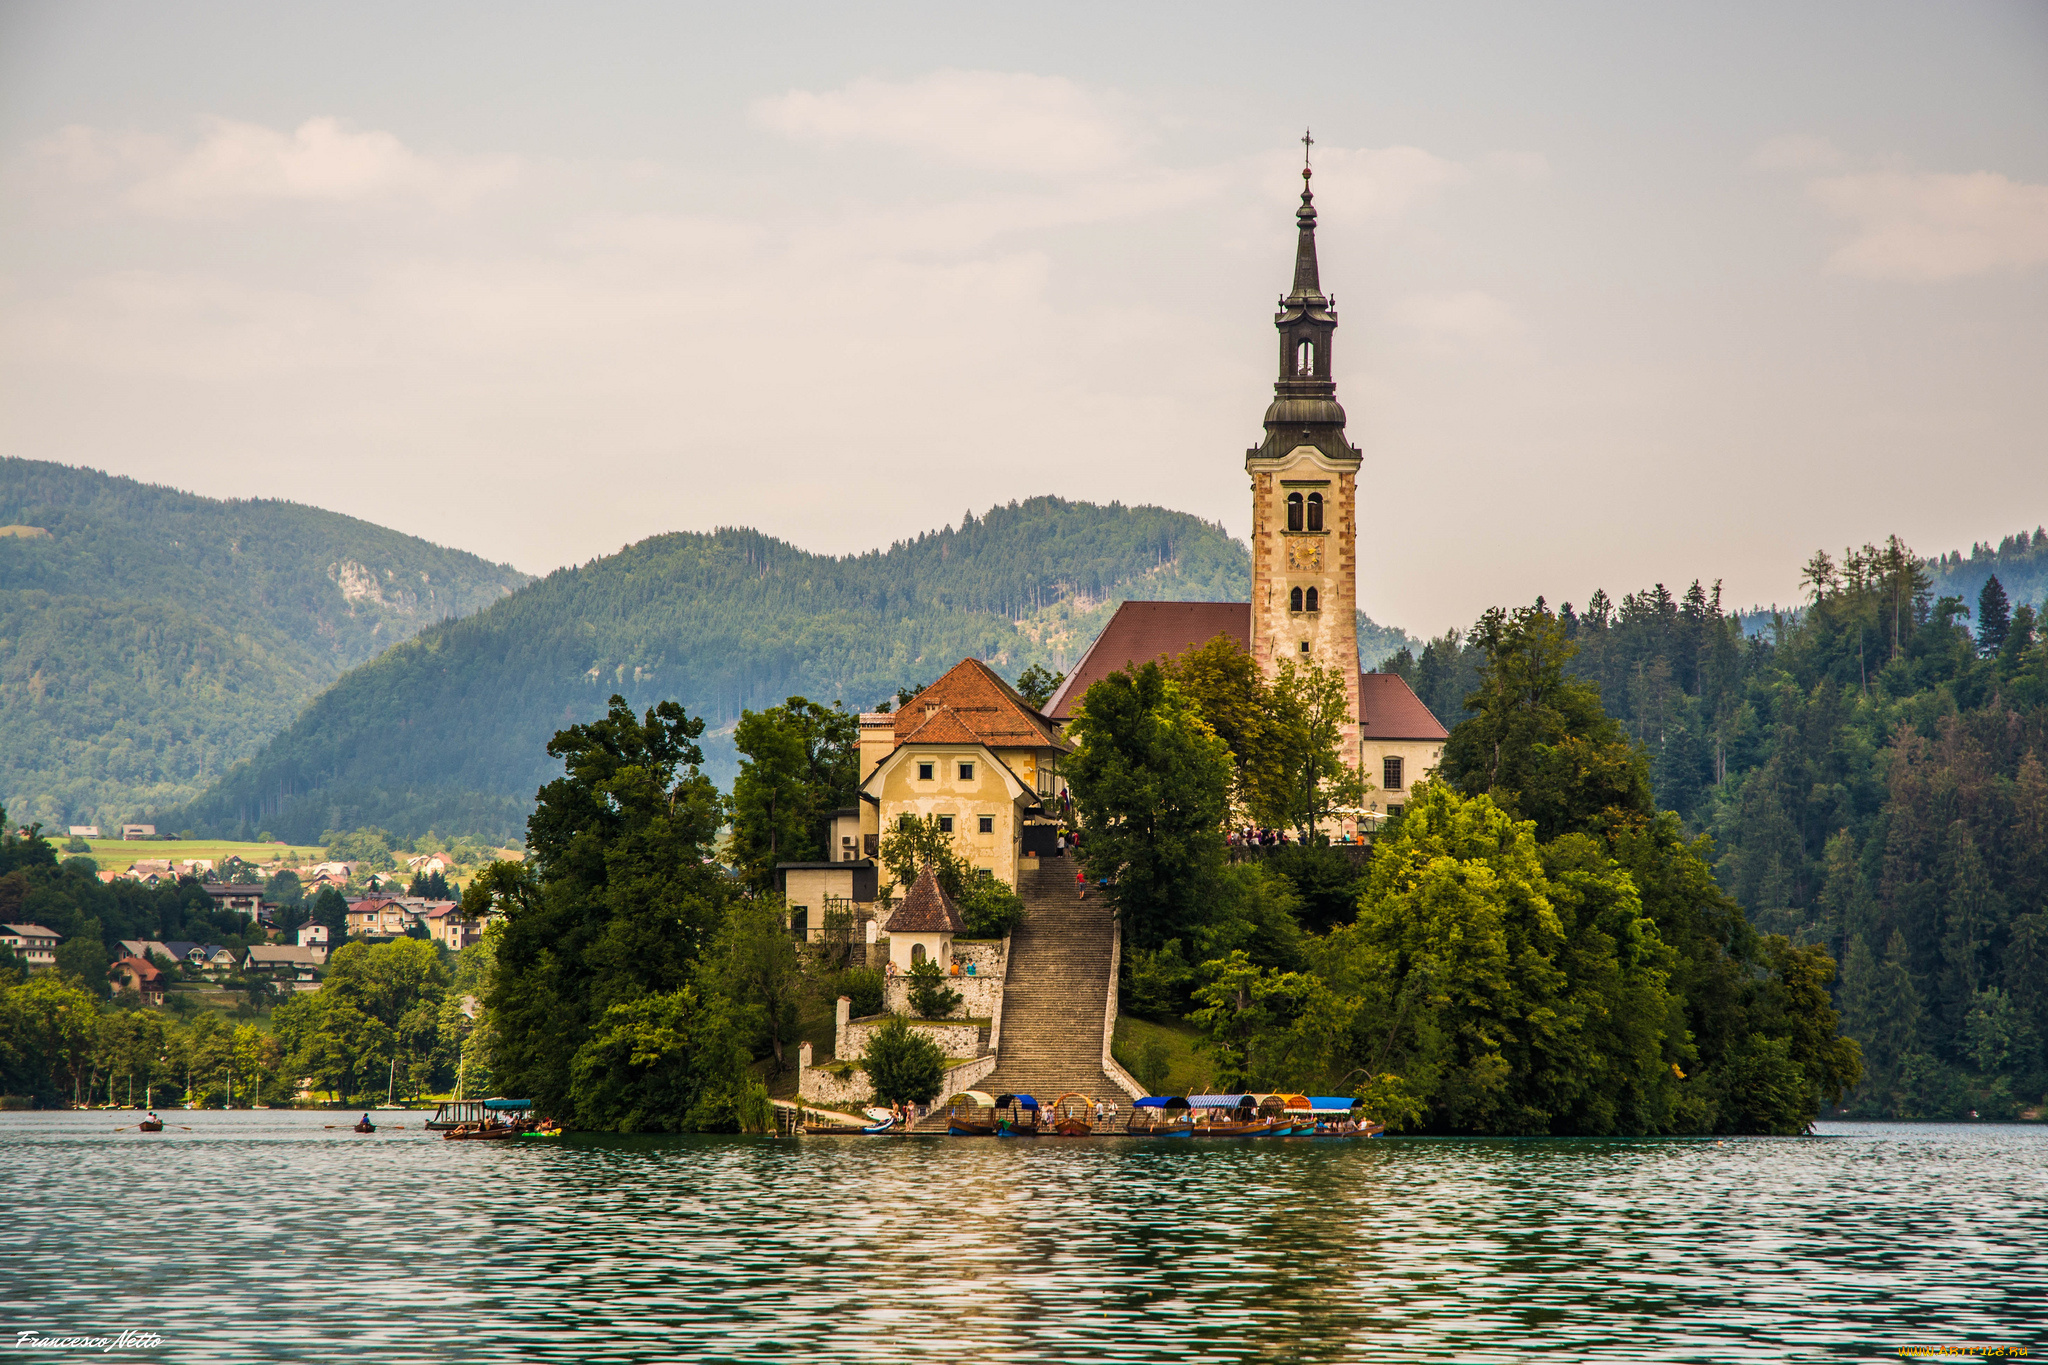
[1305, 587, 1320, 613]
[1296, 338, 1314, 376]
[1286, 492, 1303, 532]
[1306, 492, 1323, 532]
[1289, 586, 1303, 613]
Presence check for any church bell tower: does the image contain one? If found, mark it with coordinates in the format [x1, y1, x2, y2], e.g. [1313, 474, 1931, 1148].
[1246, 134, 1362, 757]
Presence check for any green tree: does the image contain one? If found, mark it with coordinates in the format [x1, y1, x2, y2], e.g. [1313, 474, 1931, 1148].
[861, 1015, 946, 1107]
[487, 695, 744, 1130]
[1164, 635, 1284, 824]
[716, 895, 805, 1070]
[728, 697, 859, 891]
[1440, 603, 1653, 842]
[906, 957, 962, 1019]
[1268, 657, 1367, 837]
[1065, 663, 1232, 952]
[1976, 574, 2010, 654]
[1014, 664, 1065, 710]
[323, 828, 397, 872]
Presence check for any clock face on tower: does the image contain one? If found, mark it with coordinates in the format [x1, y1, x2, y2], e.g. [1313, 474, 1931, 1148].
[1286, 537, 1324, 572]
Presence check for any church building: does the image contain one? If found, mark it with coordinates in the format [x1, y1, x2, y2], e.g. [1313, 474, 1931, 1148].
[1043, 147, 1448, 826]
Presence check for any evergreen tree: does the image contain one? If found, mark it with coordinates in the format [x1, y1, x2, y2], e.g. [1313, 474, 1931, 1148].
[1976, 574, 2011, 655]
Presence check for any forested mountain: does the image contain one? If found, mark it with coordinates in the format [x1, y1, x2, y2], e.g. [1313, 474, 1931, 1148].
[1381, 534, 2048, 1119]
[1926, 526, 2048, 622]
[0, 459, 529, 830]
[175, 497, 1414, 844]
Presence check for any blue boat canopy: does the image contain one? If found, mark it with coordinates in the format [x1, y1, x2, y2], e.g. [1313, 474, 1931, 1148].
[1308, 1096, 1363, 1113]
[483, 1098, 532, 1111]
[995, 1094, 1040, 1110]
[1133, 1096, 1190, 1109]
[1187, 1094, 1253, 1109]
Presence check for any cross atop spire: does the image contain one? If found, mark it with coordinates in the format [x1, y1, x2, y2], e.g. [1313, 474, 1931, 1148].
[1289, 129, 1324, 305]
[1302, 127, 1314, 166]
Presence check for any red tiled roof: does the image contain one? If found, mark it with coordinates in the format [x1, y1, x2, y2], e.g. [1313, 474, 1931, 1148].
[895, 659, 1066, 749]
[1358, 671, 1450, 740]
[882, 865, 965, 934]
[1044, 601, 1252, 721]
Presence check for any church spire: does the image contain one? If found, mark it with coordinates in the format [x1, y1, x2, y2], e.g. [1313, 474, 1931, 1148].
[1289, 129, 1325, 305]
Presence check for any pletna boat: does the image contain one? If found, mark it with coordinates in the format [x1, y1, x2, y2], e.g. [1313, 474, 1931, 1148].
[443, 1121, 520, 1141]
[994, 1093, 1042, 1136]
[1048, 1092, 1096, 1136]
[939, 1091, 997, 1135]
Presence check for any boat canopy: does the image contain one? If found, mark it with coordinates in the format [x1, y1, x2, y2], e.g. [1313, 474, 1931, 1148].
[950, 1091, 996, 1109]
[995, 1094, 1039, 1110]
[1133, 1097, 1190, 1110]
[1308, 1096, 1363, 1114]
[483, 1098, 532, 1111]
[1187, 1095, 1253, 1109]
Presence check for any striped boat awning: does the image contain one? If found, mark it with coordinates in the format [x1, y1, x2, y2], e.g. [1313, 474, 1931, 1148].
[1187, 1095, 1253, 1109]
[1307, 1096, 1363, 1114]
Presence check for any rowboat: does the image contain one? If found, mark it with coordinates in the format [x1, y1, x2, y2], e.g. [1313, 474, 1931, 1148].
[942, 1090, 998, 1136]
[994, 1093, 1043, 1136]
[137, 1119, 163, 1132]
[442, 1122, 520, 1141]
[1048, 1092, 1096, 1136]
[352, 1121, 376, 1133]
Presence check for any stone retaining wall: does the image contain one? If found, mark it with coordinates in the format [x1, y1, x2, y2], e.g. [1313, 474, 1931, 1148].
[879, 938, 1005, 1019]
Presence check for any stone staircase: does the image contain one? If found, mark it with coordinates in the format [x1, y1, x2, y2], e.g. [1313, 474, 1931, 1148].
[918, 857, 1138, 1133]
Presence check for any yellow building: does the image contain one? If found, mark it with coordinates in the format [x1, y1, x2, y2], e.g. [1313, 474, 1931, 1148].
[855, 658, 1071, 893]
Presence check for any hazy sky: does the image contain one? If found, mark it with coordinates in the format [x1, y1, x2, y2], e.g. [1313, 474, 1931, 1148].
[3, 2, 2044, 635]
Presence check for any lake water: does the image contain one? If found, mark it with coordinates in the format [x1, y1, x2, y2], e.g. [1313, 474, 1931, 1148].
[2, 1112, 2041, 1363]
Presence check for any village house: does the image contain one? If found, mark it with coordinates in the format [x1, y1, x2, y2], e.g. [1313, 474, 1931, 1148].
[296, 923, 331, 949]
[405, 851, 456, 877]
[119, 824, 156, 839]
[68, 825, 100, 838]
[845, 659, 1072, 895]
[1, 924, 61, 970]
[199, 882, 265, 918]
[881, 864, 964, 973]
[419, 903, 481, 952]
[244, 945, 326, 987]
[107, 955, 167, 1006]
[345, 898, 420, 938]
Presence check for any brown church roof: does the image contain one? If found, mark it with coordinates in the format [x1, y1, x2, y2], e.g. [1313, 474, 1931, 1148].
[896, 658, 1067, 750]
[883, 865, 965, 934]
[1044, 601, 1252, 721]
[1357, 672, 1450, 741]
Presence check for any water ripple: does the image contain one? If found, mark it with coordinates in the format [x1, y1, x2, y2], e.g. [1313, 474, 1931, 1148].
[1, 1115, 2042, 1363]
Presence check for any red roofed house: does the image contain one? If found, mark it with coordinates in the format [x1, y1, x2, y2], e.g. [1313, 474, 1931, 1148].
[848, 658, 1072, 894]
[108, 955, 166, 1005]
[1038, 164, 1448, 829]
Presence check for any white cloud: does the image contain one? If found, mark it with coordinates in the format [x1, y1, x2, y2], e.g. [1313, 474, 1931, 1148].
[1389, 290, 1526, 346]
[752, 70, 1139, 177]
[1750, 133, 1846, 172]
[38, 116, 515, 215]
[1811, 169, 2048, 281]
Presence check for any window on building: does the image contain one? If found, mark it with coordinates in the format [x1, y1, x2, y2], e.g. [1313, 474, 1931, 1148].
[938, 815, 954, 833]
[978, 815, 994, 834]
[1300, 640, 1310, 654]
[1296, 338, 1314, 375]
[1289, 586, 1303, 612]
[958, 761, 975, 781]
[1386, 803, 1404, 821]
[1383, 756, 1404, 791]
[1286, 492, 1303, 531]
[1306, 492, 1323, 531]
[917, 762, 934, 781]
[912, 942, 927, 966]
[1305, 587, 1319, 612]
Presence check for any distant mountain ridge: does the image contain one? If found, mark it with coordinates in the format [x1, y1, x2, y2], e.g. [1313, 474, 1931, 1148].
[0, 458, 530, 829]
[171, 495, 1422, 843]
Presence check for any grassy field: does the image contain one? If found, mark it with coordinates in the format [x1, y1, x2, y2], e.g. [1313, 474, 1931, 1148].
[61, 839, 323, 873]
[1112, 1015, 1216, 1097]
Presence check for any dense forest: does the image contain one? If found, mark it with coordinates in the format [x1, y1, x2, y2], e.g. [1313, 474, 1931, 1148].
[1380, 531, 2048, 1119]
[173, 497, 1416, 844]
[0, 458, 529, 830]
